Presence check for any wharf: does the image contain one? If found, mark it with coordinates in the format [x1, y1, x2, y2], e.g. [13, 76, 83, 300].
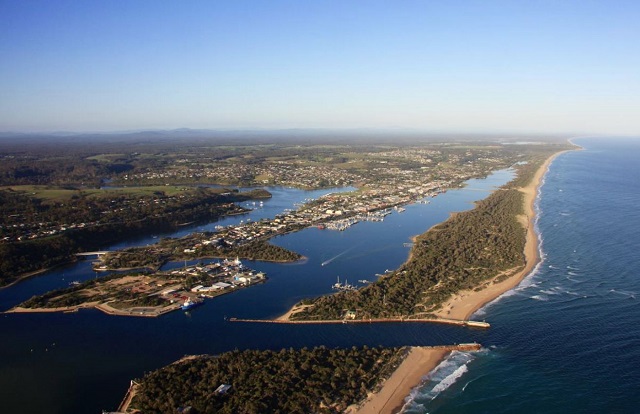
[228, 317, 490, 329]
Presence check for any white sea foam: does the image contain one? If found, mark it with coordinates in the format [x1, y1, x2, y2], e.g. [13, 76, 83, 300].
[531, 295, 549, 301]
[430, 364, 469, 396]
[402, 351, 479, 411]
[461, 375, 480, 392]
[609, 289, 637, 299]
[474, 158, 553, 318]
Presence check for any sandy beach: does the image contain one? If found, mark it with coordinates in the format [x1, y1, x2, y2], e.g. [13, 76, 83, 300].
[433, 151, 566, 321]
[347, 347, 449, 414]
[270, 153, 565, 414]
[347, 152, 565, 414]
[278, 152, 563, 324]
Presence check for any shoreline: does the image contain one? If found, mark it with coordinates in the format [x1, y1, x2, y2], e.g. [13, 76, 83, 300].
[276, 152, 565, 323]
[347, 344, 480, 414]
[347, 347, 449, 414]
[0, 260, 75, 290]
[347, 151, 568, 414]
[432, 150, 569, 321]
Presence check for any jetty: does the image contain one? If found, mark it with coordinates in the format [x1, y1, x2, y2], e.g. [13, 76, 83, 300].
[76, 251, 109, 256]
[228, 317, 490, 329]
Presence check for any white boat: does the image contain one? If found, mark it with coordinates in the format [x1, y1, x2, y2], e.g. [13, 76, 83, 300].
[181, 298, 203, 311]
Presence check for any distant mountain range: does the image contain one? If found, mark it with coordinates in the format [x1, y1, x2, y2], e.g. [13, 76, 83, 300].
[0, 128, 568, 147]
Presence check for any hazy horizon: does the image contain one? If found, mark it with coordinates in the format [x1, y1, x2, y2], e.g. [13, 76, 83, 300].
[2, 1, 639, 135]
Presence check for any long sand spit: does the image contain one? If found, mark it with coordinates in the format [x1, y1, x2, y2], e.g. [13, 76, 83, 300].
[432, 151, 567, 321]
[346, 151, 567, 414]
[273, 151, 563, 413]
[115, 151, 566, 414]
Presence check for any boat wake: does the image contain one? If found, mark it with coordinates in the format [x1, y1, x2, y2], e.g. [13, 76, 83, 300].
[531, 294, 549, 301]
[320, 246, 357, 266]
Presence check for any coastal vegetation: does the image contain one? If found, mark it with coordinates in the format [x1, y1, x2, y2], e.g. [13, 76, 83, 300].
[0, 134, 577, 413]
[0, 187, 270, 287]
[19, 272, 130, 309]
[128, 346, 405, 414]
[290, 150, 559, 321]
[98, 238, 302, 271]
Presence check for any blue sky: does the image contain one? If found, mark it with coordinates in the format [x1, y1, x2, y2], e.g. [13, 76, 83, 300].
[1, 0, 639, 134]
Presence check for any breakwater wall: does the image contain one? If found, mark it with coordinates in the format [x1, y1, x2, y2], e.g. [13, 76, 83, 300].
[228, 317, 490, 329]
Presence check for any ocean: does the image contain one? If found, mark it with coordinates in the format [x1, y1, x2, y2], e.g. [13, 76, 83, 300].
[404, 137, 640, 413]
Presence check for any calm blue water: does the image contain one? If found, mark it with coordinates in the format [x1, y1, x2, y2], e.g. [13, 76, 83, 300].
[0, 171, 512, 413]
[405, 137, 640, 414]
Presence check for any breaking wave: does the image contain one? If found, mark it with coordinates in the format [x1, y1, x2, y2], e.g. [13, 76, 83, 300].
[402, 350, 481, 413]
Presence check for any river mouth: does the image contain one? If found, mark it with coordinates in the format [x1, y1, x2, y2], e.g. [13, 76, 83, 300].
[0, 172, 514, 413]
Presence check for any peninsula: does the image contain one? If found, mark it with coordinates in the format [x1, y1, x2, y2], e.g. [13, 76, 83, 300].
[118, 344, 481, 414]
[7, 257, 268, 317]
[114, 146, 572, 413]
[344, 150, 570, 414]
[282, 148, 563, 324]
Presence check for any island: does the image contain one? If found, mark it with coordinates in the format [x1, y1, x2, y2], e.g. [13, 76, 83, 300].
[7, 257, 267, 317]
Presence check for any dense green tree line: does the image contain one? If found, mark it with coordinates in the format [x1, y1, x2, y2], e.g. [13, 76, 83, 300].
[0, 189, 270, 286]
[291, 153, 557, 320]
[1, 188, 269, 240]
[0, 157, 110, 187]
[101, 239, 302, 271]
[208, 240, 303, 263]
[131, 346, 405, 414]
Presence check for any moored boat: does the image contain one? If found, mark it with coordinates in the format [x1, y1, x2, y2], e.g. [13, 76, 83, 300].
[181, 298, 203, 311]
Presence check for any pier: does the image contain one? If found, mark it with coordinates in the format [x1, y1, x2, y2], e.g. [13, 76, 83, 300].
[76, 251, 109, 257]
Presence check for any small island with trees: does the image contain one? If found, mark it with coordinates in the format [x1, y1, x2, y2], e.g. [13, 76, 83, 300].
[8, 257, 271, 317]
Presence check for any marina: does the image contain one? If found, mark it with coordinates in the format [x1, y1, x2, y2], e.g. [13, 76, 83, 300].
[331, 276, 357, 291]
[323, 209, 393, 231]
